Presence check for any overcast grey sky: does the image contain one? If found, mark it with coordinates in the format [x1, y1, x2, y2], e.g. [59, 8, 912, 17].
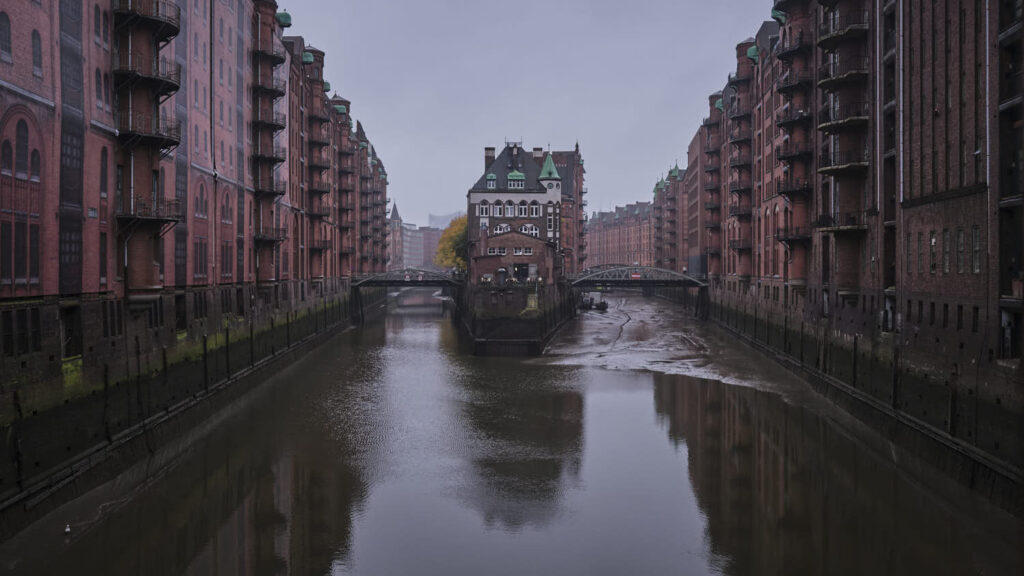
[285, 0, 772, 227]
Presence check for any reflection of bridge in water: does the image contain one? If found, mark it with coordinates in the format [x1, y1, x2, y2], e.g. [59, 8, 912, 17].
[569, 265, 707, 289]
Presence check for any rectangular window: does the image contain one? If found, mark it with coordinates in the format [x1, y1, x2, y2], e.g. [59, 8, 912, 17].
[957, 229, 965, 273]
[943, 303, 949, 328]
[487, 180, 495, 189]
[514, 247, 523, 255]
[929, 231, 936, 274]
[957, 304, 963, 330]
[942, 229, 950, 273]
[517, 205, 528, 217]
[98, 231, 107, 284]
[14, 221, 26, 282]
[498, 247, 507, 256]
[906, 233, 912, 277]
[480, 205, 490, 217]
[0, 221, 10, 285]
[493, 205, 502, 217]
[972, 306, 979, 332]
[972, 225, 980, 273]
[1, 310, 12, 356]
[524, 247, 533, 256]
[487, 247, 496, 255]
[917, 233, 923, 274]
[907, 300, 913, 323]
[547, 215, 554, 231]
[930, 302, 935, 325]
[530, 205, 540, 217]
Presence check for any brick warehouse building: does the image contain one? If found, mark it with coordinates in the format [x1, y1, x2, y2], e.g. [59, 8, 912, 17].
[586, 201, 655, 268]
[611, 0, 1024, 494]
[0, 3, 387, 420]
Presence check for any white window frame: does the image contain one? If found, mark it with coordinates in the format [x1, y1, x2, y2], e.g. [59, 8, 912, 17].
[518, 204, 528, 217]
[487, 247, 497, 255]
[509, 179, 524, 190]
[524, 247, 533, 255]
[514, 247, 523, 255]
[493, 204, 502, 217]
[487, 180, 495, 189]
[498, 247, 507, 255]
[530, 204, 540, 217]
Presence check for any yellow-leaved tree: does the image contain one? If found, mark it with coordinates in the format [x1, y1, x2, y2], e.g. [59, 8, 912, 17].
[434, 215, 468, 272]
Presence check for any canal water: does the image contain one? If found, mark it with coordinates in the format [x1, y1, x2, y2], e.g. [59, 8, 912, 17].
[1, 294, 1020, 575]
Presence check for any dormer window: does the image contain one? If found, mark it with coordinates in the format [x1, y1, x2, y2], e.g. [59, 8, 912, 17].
[486, 173, 496, 189]
[507, 170, 525, 190]
[519, 224, 540, 237]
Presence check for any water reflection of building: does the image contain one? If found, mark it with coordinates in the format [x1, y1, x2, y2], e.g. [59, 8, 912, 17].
[31, 391, 368, 576]
[652, 372, 1014, 576]
[457, 369, 583, 530]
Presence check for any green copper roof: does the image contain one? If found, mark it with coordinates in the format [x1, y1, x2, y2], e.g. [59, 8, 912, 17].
[323, 81, 331, 92]
[539, 153, 561, 180]
[746, 45, 759, 64]
[670, 164, 680, 178]
[302, 52, 314, 64]
[359, 141, 367, 148]
[275, 12, 292, 27]
[486, 173, 496, 180]
[771, 9, 786, 24]
[714, 98, 723, 110]
[334, 104, 347, 114]
[507, 170, 525, 181]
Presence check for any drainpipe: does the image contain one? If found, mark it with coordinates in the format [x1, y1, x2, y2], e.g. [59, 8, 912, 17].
[209, 0, 218, 280]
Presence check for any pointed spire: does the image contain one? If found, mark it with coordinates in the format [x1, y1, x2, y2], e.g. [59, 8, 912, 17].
[539, 153, 561, 181]
[389, 202, 401, 221]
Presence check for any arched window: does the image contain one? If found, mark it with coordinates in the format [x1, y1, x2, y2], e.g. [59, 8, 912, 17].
[519, 224, 539, 237]
[196, 183, 206, 217]
[99, 147, 108, 197]
[93, 5, 101, 40]
[102, 11, 109, 45]
[0, 141, 11, 175]
[14, 120, 28, 179]
[94, 69, 102, 106]
[103, 74, 110, 105]
[0, 12, 11, 62]
[29, 150, 39, 181]
[31, 30, 42, 77]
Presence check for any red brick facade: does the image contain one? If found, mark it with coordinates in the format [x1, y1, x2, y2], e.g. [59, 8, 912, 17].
[0, 1, 387, 389]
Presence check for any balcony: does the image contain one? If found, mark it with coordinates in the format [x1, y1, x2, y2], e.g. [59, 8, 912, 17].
[776, 141, 814, 161]
[116, 111, 180, 149]
[818, 11, 870, 49]
[1000, 71, 1023, 107]
[253, 227, 287, 243]
[253, 39, 286, 65]
[309, 239, 332, 251]
[704, 141, 721, 154]
[309, 155, 331, 171]
[309, 134, 331, 148]
[729, 154, 752, 168]
[252, 143, 286, 164]
[704, 219, 721, 229]
[728, 238, 753, 251]
[308, 204, 331, 219]
[728, 204, 752, 218]
[814, 211, 869, 233]
[776, 35, 811, 60]
[728, 71, 752, 85]
[115, 198, 182, 223]
[729, 179, 752, 193]
[308, 181, 330, 195]
[818, 102, 870, 133]
[818, 58, 870, 89]
[728, 105, 751, 120]
[702, 115, 721, 127]
[704, 162, 720, 173]
[706, 246, 722, 256]
[779, 177, 814, 198]
[112, 0, 181, 42]
[253, 75, 287, 98]
[776, 71, 814, 94]
[338, 218, 354, 229]
[728, 128, 752, 143]
[776, 107, 813, 127]
[705, 200, 721, 211]
[309, 107, 330, 123]
[818, 149, 869, 175]
[253, 178, 286, 198]
[704, 180, 719, 191]
[112, 51, 181, 97]
[776, 226, 812, 242]
[252, 109, 286, 132]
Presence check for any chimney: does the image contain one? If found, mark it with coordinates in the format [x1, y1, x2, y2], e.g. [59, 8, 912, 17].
[532, 147, 543, 160]
[484, 147, 495, 171]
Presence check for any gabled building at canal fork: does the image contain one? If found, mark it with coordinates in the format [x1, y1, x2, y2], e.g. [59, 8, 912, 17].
[0, 0, 388, 506]
[593, 1, 1023, 511]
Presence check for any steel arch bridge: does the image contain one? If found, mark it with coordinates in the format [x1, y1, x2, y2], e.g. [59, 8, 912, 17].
[570, 265, 707, 288]
[351, 268, 461, 288]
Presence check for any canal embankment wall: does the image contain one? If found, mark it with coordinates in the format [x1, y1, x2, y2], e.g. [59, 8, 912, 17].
[461, 283, 577, 355]
[0, 282, 385, 539]
[658, 287, 1022, 517]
